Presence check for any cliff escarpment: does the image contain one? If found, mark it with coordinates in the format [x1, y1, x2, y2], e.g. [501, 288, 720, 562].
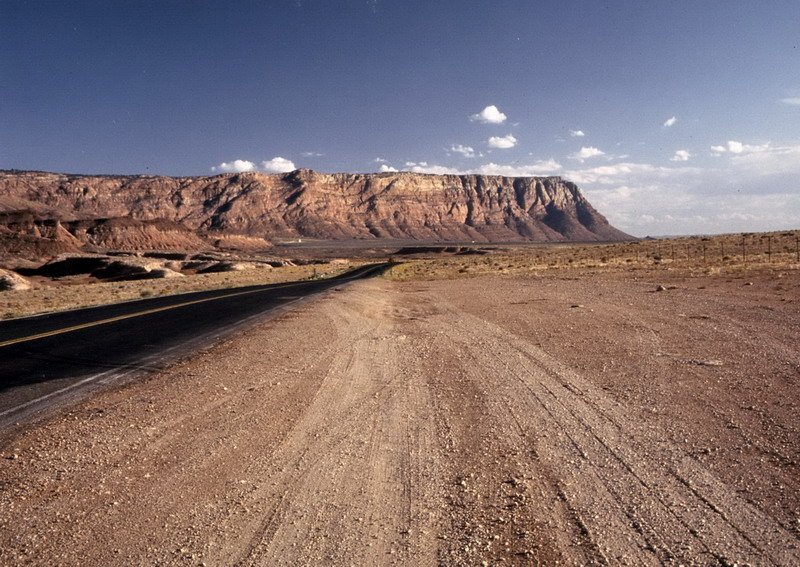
[0, 169, 631, 248]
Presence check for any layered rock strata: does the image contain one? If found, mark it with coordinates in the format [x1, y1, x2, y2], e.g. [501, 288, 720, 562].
[0, 169, 631, 244]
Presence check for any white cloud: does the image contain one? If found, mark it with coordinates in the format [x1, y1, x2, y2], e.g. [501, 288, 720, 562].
[379, 164, 398, 172]
[470, 105, 507, 124]
[566, 142, 800, 235]
[569, 130, 586, 138]
[383, 158, 563, 177]
[487, 134, 517, 149]
[301, 151, 324, 157]
[711, 140, 770, 155]
[374, 157, 388, 163]
[476, 159, 563, 177]
[403, 161, 459, 174]
[378, 140, 800, 236]
[570, 146, 605, 161]
[663, 116, 677, 127]
[727, 143, 800, 174]
[449, 144, 476, 158]
[780, 97, 800, 106]
[261, 157, 296, 173]
[727, 141, 744, 154]
[211, 159, 256, 173]
[563, 162, 669, 185]
[671, 150, 691, 162]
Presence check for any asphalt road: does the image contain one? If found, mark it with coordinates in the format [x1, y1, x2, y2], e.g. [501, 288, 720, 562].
[0, 263, 389, 427]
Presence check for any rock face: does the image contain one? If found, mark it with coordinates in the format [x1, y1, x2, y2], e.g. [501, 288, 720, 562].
[0, 268, 31, 291]
[0, 169, 631, 244]
[66, 217, 207, 251]
[0, 210, 203, 259]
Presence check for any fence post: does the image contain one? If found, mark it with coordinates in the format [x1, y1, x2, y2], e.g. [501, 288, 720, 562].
[742, 236, 746, 263]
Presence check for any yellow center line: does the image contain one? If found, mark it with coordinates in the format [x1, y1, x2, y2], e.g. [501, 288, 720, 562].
[0, 280, 308, 349]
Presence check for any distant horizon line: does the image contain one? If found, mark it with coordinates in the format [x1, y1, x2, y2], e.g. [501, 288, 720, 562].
[0, 167, 568, 181]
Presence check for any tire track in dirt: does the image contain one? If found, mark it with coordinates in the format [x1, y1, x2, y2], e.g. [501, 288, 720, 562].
[215, 285, 444, 566]
[424, 297, 800, 565]
[1, 276, 798, 566]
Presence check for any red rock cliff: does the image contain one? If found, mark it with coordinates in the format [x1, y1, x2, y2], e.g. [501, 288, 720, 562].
[0, 169, 632, 242]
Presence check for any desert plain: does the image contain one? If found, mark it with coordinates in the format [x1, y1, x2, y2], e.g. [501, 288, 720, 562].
[0, 233, 798, 566]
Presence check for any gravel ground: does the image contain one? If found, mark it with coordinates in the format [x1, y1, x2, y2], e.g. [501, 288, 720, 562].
[0, 268, 798, 565]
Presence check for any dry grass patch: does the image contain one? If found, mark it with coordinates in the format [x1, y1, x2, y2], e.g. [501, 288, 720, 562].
[384, 230, 800, 281]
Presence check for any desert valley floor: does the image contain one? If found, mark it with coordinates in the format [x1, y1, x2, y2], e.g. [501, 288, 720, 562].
[0, 267, 798, 566]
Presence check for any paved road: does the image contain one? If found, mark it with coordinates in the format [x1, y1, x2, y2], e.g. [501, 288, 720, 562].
[0, 263, 389, 426]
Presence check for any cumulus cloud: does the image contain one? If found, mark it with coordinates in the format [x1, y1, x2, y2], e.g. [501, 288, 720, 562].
[212, 157, 298, 173]
[563, 162, 674, 185]
[565, 142, 800, 235]
[570, 146, 605, 161]
[710, 140, 770, 155]
[377, 158, 563, 177]
[390, 140, 800, 235]
[261, 157, 296, 172]
[569, 130, 586, 138]
[487, 134, 517, 149]
[470, 105, 507, 124]
[374, 157, 388, 163]
[671, 149, 691, 162]
[449, 144, 476, 158]
[711, 141, 742, 154]
[475, 159, 563, 177]
[780, 97, 800, 106]
[211, 159, 256, 173]
[726, 143, 800, 174]
[403, 161, 459, 174]
[663, 116, 677, 127]
[379, 164, 398, 172]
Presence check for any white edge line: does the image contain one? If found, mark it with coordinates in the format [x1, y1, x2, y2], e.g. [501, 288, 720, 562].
[0, 368, 135, 418]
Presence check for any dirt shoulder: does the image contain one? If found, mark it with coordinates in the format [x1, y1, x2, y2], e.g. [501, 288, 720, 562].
[0, 269, 798, 565]
[0, 261, 358, 320]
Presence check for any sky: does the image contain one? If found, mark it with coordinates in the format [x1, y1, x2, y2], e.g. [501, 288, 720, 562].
[1, 1, 799, 236]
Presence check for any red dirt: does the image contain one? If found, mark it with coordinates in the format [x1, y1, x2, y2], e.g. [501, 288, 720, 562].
[0, 268, 798, 565]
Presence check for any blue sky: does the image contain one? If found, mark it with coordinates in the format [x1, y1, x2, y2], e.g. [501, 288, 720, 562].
[1, 1, 799, 235]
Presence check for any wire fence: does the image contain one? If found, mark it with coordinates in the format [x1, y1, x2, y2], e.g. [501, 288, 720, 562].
[628, 232, 799, 267]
